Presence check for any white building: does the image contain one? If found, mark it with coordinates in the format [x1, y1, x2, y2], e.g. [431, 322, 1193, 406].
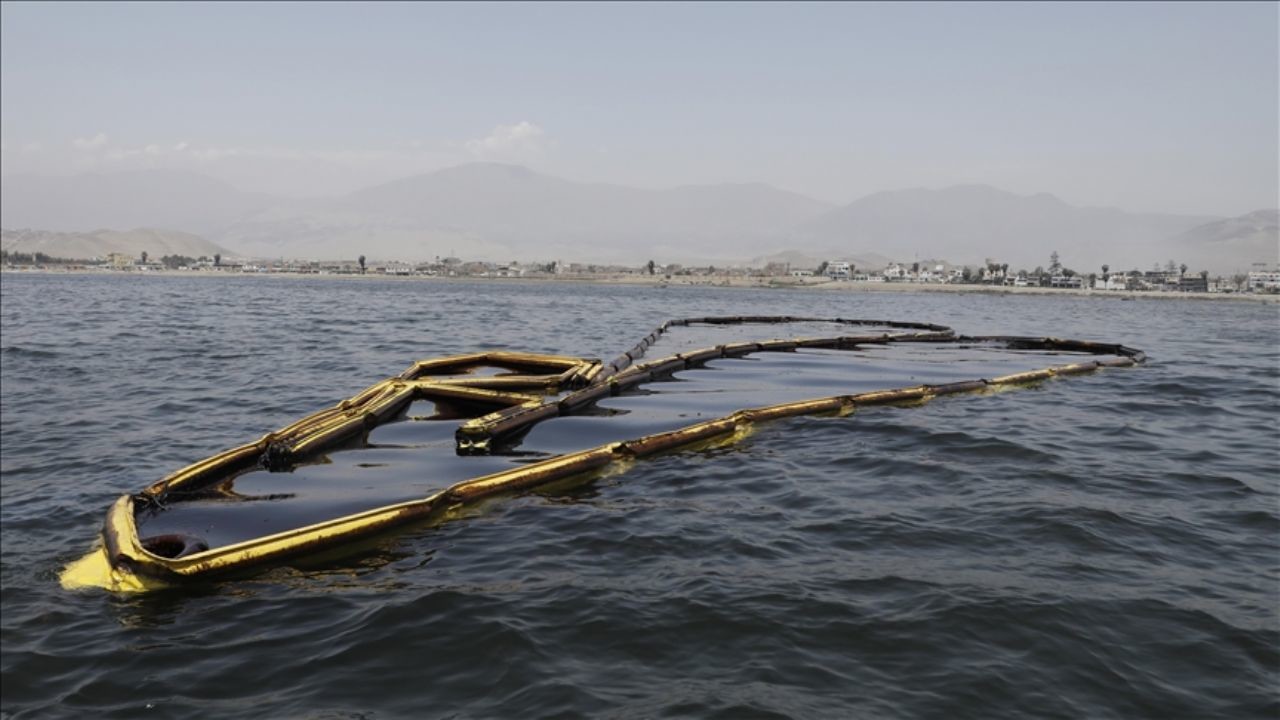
[1248, 269, 1280, 291]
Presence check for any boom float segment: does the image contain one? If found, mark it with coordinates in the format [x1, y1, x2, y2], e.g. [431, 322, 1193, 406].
[61, 317, 1145, 593]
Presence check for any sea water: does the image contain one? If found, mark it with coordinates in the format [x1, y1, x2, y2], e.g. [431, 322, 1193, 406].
[2, 273, 1276, 718]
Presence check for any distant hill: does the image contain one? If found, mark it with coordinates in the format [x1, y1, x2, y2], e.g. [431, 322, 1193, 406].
[793, 184, 1216, 272]
[0, 169, 273, 236]
[239, 162, 835, 262]
[1169, 209, 1279, 274]
[0, 227, 233, 261]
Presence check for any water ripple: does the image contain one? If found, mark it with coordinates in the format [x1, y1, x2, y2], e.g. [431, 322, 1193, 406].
[2, 274, 1278, 719]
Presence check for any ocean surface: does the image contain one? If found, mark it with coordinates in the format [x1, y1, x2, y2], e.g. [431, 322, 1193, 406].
[1, 273, 1277, 719]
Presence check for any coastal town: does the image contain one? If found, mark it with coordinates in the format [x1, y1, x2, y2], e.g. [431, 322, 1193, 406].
[2, 247, 1277, 295]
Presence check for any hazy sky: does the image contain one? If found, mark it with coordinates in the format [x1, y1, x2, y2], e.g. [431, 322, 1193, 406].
[2, 2, 1276, 215]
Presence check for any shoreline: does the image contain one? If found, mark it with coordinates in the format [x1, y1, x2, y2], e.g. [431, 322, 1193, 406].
[2, 266, 1276, 304]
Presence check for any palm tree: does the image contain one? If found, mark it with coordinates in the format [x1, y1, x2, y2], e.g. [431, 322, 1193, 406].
[358, 255, 366, 274]
[140, 251, 148, 265]
[647, 260, 656, 275]
[214, 253, 221, 267]
[1180, 263, 1187, 277]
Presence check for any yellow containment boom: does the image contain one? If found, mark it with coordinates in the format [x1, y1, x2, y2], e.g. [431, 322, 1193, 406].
[61, 317, 1145, 593]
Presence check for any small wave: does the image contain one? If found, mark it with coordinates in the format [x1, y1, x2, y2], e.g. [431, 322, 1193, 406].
[1162, 472, 1260, 497]
[1, 345, 60, 359]
[1203, 508, 1280, 534]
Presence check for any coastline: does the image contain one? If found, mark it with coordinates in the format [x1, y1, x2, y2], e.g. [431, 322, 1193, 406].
[2, 266, 1276, 304]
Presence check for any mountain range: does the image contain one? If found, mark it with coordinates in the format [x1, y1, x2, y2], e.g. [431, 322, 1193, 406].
[2, 164, 1274, 274]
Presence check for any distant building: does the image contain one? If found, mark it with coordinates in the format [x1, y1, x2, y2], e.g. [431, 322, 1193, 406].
[1178, 274, 1208, 293]
[825, 261, 851, 279]
[1248, 269, 1280, 291]
[1142, 270, 1179, 290]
